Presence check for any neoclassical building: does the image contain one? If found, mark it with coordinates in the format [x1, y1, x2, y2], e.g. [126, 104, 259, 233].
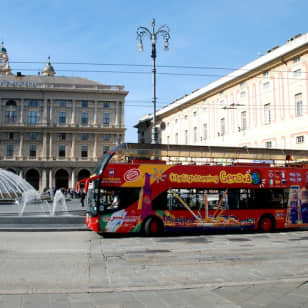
[136, 33, 308, 150]
[0, 42, 128, 191]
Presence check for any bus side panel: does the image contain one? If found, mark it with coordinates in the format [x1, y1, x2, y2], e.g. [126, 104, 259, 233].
[95, 208, 289, 234]
[98, 208, 143, 233]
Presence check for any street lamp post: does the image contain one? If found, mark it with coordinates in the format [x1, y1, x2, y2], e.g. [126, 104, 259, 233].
[137, 18, 170, 144]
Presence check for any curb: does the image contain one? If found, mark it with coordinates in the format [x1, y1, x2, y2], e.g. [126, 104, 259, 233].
[0, 224, 89, 232]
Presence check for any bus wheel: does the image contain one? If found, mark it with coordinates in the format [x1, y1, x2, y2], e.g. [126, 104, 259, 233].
[258, 215, 275, 232]
[144, 217, 163, 236]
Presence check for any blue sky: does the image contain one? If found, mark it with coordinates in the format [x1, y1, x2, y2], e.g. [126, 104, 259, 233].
[1, 0, 307, 141]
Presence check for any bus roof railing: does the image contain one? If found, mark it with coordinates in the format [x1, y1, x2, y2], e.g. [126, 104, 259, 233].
[108, 143, 308, 164]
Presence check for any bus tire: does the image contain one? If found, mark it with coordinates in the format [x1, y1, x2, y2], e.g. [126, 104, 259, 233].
[144, 217, 164, 236]
[258, 215, 275, 232]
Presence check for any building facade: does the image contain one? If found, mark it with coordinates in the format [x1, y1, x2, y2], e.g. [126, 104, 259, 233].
[0, 43, 128, 191]
[136, 33, 308, 150]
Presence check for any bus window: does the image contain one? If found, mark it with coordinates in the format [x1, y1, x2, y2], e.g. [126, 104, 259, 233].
[227, 188, 289, 210]
[164, 188, 227, 211]
[98, 188, 140, 212]
[152, 191, 168, 210]
[227, 189, 240, 209]
[253, 188, 288, 209]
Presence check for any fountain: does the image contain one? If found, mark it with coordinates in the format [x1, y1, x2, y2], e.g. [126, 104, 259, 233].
[0, 169, 36, 202]
[0, 168, 86, 229]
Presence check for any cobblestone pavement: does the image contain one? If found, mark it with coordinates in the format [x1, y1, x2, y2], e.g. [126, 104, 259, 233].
[0, 230, 308, 307]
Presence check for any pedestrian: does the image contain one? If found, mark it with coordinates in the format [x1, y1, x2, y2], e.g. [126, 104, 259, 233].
[80, 191, 86, 208]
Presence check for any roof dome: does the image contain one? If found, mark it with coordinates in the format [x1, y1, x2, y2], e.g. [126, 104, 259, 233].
[0, 41, 7, 53]
[42, 56, 55, 76]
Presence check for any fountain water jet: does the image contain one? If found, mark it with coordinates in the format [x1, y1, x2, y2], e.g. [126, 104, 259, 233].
[51, 190, 69, 216]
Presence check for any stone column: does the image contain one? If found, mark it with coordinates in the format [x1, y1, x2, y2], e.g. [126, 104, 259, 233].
[71, 168, 76, 191]
[93, 101, 98, 126]
[71, 99, 76, 125]
[46, 169, 50, 190]
[71, 134, 76, 159]
[42, 131, 47, 159]
[115, 101, 118, 127]
[49, 168, 53, 191]
[49, 99, 53, 125]
[19, 169, 23, 178]
[49, 133, 53, 159]
[41, 169, 47, 192]
[20, 99, 24, 124]
[19, 133, 24, 158]
[43, 99, 48, 125]
[93, 134, 98, 159]
[119, 101, 123, 128]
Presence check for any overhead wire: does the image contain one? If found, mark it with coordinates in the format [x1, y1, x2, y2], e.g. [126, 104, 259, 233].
[9, 60, 308, 74]
[10, 67, 308, 81]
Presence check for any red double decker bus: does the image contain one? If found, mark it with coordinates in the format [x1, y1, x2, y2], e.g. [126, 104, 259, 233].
[79, 143, 308, 235]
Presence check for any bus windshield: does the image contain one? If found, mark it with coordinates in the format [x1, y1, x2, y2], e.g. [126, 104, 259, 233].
[94, 187, 140, 213]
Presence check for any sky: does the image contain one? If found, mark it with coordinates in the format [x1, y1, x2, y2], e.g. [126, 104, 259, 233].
[1, 0, 308, 142]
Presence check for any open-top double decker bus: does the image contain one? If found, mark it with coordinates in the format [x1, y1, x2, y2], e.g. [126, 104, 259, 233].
[78, 143, 308, 235]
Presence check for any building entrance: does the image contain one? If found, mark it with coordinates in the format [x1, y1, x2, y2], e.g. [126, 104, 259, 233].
[25, 169, 40, 190]
[55, 169, 69, 190]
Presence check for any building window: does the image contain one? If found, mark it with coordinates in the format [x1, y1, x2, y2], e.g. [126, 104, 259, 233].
[81, 146, 88, 158]
[263, 71, 269, 78]
[263, 81, 270, 89]
[104, 134, 111, 141]
[175, 133, 178, 144]
[59, 145, 66, 157]
[294, 55, 301, 63]
[265, 141, 272, 148]
[185, 130, 188, 145]
[28, 100, 39, 107]
[59, 133, 66, 140]
[81, 113, 88, 125]
[6, 100, 16, 107]
[241, 111, 247, 130]
[60, 100, 66, 107]
[295, 93, 303, 117]
[29, 144, 36, 157]
[293, 69, 301, 78]
[29, 132, 37, 140]
[8, 132, 14, 140]
[203, 124, 207, 141]
[82, 101, 88, 108]
[28, 111, 40, 124]
[220, 118, 225, 136]
[104, 101, 110, 108]
[264, 104, 271, 125]
[5, 111, 17, 123]
[59, 111, 66, 124]
[167, 136, 170, 144]
[103, 146, 110, 154]
[81, 133, 88, 141]
[240, 91, 246, 98]
[175, 118, 178, 124]
[296, 136, 304, 144]
[194, 127, 197, 143]
[103, 113, 110, 126]
[7, 144, 14, 158]
[184, 115, 188, 120]
[193, 111, 197, 117]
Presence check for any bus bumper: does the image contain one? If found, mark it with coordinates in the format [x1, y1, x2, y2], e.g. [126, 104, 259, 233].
[85, 214, 100, 232]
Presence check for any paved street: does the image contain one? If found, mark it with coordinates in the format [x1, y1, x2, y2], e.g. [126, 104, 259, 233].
[0, 230, 308, 307]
